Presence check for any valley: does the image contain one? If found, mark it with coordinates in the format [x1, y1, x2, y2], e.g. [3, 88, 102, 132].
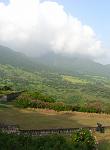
[0, 45, 110, 149]
[0, 0, 110, 149]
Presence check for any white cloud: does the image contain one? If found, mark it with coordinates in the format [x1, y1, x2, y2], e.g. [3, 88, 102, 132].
[0, 0, 105, 58]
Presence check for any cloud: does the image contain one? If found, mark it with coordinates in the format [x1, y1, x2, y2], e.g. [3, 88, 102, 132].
[0, 0, 104, 58]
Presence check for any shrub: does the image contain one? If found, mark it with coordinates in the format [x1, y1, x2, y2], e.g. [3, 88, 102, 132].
[0, 130, 97, 150]
[85, 101, 103, 113]
[29, 91, 56, 103]
[16, 93, 31, 108]
[71, 105, 81, 111]
[72, 129, 96, 150]
[30, 100, 69, 111]
[0, 132, 75, 150]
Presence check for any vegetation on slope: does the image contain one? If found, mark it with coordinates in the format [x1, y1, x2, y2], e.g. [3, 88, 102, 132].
[0, 45, 110, 107]
[1, 63, 110, 107]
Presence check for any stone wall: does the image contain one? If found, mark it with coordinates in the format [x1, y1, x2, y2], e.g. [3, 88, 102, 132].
[1, 122, 107, 137]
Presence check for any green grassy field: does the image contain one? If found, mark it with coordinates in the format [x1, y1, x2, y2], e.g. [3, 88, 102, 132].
[1, 105, 110, 149]
[62, 75, 89, 84]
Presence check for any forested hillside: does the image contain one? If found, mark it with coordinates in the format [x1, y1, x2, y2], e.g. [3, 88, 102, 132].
[0, 45, 110, 106]
[0, 45, 110, 77]
[37, 52, 110, 77]
[0, 45, 49, 72]
[0, 64, 110, 106]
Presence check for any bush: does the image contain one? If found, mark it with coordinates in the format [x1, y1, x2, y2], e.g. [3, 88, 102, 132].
[30, 100, 70, 111]
[0, 130, 97, 150]
[15, 92, 107, 115]
[29, 91, 56, 103]
[16, 93, 31, 108]
[85, 101, 103, 113]
[72, 129, 96, 150]
[0, 132, 75, 150]
[71, 105, 81, 111]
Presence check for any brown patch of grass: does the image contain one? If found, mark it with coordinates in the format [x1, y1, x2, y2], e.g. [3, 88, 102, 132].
[93, 129, 110, 142]
[0, 107, 110, 130]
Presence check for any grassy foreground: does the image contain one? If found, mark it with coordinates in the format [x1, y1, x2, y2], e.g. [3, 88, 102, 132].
[0, 105, 110, 129]
[93, 129, 110, 150]
[1, 105, 110, 149]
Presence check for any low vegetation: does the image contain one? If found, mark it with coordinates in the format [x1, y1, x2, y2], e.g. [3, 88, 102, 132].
[0, 129, 96, 150]
[15, 93, 110, 114]
[0, 103, 110, 149]
[72, 129, 96, 150]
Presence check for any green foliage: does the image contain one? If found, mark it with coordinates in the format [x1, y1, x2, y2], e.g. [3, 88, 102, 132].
[0, 130, 96, 150]
[29, 91, 56, 103]
[15, 92, 70, 111]
[1, 63, 110, 111]
[72, 129, 96, 150]
[0, 45, 47, 72]
[98, 140, 110, 150]
[15, 93, 110, 114]
[30, 100, 69, 111]
[0, 132, 75, 150]
[63, 75, 89, 84]
[72, 101, 104, 113]
[0, 104, 8, 108]
[1, 45, 110, 107]
[16, 93, 31, 108]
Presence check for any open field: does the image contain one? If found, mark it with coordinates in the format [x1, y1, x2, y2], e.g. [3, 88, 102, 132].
[93, 129, 110, 150]
[62, 75, 89, 84]
[0, 105, 110, 129]
[1, 105, 110, 149]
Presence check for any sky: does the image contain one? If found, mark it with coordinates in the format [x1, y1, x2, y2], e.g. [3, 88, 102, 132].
[0, 0, 110, 64]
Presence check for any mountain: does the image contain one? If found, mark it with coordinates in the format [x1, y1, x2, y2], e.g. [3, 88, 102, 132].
[0, 45, 110, 77]
[0, 45, 110, 105]
[37, 52, 110, 77]
[0, 45, 48, 72]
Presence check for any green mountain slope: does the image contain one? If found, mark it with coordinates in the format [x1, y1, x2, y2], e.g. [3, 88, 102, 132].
[37, 52, 110, 77]
[0, 45, 110, 105]
[0, 64, 110, 105]
[0, 45, 49, 72]
[0, 45, 110, 77]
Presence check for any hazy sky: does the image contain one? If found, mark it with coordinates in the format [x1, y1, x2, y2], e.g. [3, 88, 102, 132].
[0, 0, 110, 63]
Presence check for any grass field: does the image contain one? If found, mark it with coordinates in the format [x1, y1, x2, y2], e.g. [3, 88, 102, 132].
[62, 75, 88, 84]
[0, 105, 110, 129]
[1, 105, 110, 149]
[93, 129, 110, 150]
